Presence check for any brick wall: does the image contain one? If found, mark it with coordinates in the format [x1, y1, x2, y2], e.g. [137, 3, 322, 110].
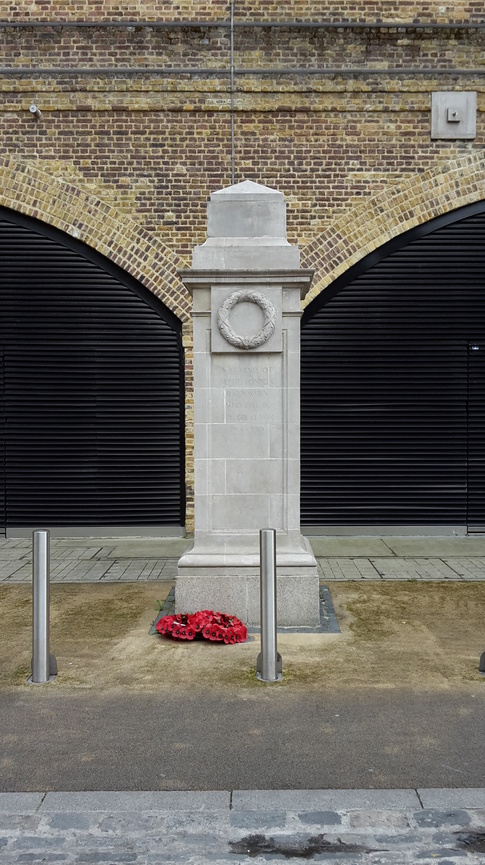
[5, 2, 485, 24]
[1, 4, 484, 530]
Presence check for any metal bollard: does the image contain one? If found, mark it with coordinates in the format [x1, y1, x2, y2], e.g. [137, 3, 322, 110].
[30, 530, 57, 684]
[256, 528, 282, 682]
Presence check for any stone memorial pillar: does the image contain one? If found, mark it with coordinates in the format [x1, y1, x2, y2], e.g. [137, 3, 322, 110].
[177, 180, 319, 627]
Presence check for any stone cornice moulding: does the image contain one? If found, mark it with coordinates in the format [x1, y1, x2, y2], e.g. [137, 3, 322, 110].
[179, 269, 314, 299]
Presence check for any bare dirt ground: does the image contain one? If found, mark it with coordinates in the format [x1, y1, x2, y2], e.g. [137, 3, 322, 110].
[1, 581, 484, 694]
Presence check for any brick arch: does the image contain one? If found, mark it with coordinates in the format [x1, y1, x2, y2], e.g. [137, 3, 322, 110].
[302, 149, 485, 308]
[0, 155, 190, 322]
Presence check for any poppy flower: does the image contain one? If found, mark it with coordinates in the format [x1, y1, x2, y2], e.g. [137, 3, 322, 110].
[156, 609, 247, 643]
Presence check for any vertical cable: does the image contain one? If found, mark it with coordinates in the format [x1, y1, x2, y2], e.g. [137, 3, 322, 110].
[230, 0, 235, 184]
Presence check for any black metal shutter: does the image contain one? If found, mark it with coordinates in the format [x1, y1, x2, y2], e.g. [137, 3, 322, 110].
[467, 342, 485, 530]
[0, 350, 4, 529]
[301, 204, 485, 528]
[0, 210, 183, 530]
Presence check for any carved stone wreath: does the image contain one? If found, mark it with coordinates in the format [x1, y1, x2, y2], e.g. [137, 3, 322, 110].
[216, 290, 276, 350]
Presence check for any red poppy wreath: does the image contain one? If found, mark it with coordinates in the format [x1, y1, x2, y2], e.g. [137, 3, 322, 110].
[156, 610, 247, 644]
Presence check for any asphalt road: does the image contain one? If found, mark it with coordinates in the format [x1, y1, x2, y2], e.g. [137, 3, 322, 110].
[1, 687, 484, 791]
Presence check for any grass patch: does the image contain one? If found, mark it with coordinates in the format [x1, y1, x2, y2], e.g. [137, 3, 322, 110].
[7, 664, 31, 686]
[53, 585, 147, 641]
[222, 663, 322, 689]
[1, 581, 484, 692]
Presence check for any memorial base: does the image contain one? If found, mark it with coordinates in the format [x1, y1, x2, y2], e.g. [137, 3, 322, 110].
[176, 536, 320, 627]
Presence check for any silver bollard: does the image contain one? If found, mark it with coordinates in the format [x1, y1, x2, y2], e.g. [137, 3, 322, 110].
[256, 528, 282, 682]
[30, 530, 57, 684]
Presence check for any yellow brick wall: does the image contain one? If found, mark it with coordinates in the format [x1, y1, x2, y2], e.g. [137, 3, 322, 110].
[0, 6, 484, 530]
[6, 2, 485, 23]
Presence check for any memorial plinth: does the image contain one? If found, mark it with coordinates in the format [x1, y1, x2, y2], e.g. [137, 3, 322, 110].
[177, 180, 320, 627]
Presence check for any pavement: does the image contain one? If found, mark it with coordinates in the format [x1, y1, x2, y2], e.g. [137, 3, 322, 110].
[2, 533, 485, 863]
[1, 788, 485, 864]
[4, 533, 485, 583]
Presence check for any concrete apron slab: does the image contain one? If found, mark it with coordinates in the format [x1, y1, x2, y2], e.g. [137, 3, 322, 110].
[384, 536, 485, 556]
[308, 536, 485, 557]
[105, 539, 192, 558]
[3, 534, 485, 558]
[309, 538, 394, 557]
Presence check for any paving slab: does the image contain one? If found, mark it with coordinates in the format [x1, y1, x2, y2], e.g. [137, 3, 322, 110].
[385, 537, 485, 556]
[232, 790, 421, 811]
[318, 558, 381, 580]
[443, 558, 485, 578]
[308, 538, 393, 557]
[104, 561, 154, 581]
[105, 539, 191, 558]
[47, 546, 105, 560]
[0, 793, 44, 813]
[61, 562, 110, 581]
[51, 537, 118, 556]
[2, 565, 31, 581]
[41, 791, 230, 812]
[0, 550, 30, 561]
[49, 560, 85, 580]
[371, 557, 460, 580]
[158, 559, 179, 578]
[0, 563, 26, 578]
[418, 788, 485, 809]
[0, 539, 27, 548]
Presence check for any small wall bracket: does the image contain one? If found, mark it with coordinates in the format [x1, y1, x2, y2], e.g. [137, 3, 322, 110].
[431, 92, 477, 140]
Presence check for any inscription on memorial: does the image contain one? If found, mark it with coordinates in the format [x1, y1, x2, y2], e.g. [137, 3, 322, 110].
[215, 365, 269, 388]
[225, 388, 279, 423]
